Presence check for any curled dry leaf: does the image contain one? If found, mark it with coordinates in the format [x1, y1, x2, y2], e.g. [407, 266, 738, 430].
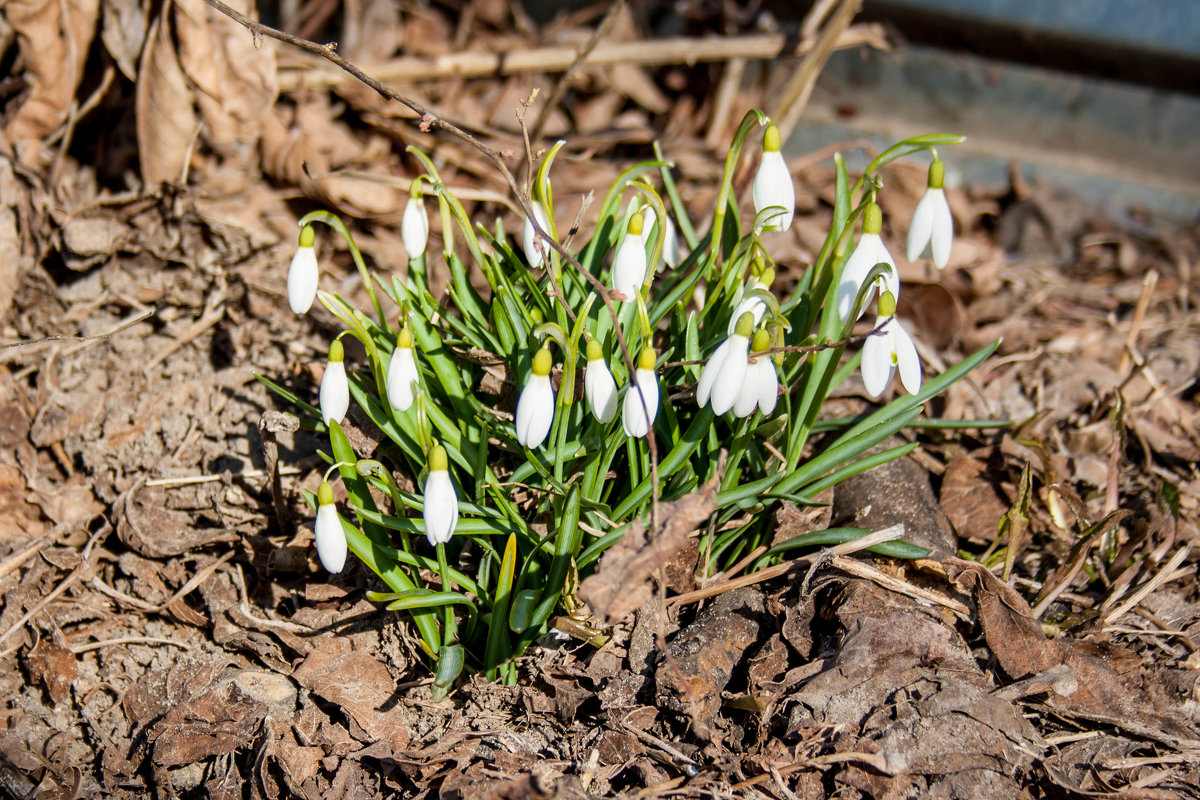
[3, 0, 101, 150]
[136, 3, 196, 184]
[944, 556, 1200, 748]
[136, 0, 277, 185]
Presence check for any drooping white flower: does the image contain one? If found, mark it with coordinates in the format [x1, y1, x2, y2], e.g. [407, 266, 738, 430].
[836, 203, 898, 323]
[622, 347, 659, 438]
[611, 211, 648, 303]
[320, 339, 350, 426]
[861, 293, 922, 398]
[515, 347, 555, 448]
[583, 339, 618, 424]
[522, 200, 553, 267]
[732, 329, 779, 418]
[287, 225, 319, 314]
[401, 191, 429, 260]
[697, 313, 753, 416]
[386, 327, 419, 412]
[423, 445, 458, 546]
[727, 267, 775, 335]
[661, 214, 680, 269]
[906, 159, 953, 269]
[752, 123, 794, 232]
[314, 481, 346, 573]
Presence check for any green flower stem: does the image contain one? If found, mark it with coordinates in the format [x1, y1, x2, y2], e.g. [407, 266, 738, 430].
[484, 534, 518, 677]
[707, 110, 769, 275]
[436, 542, 458, 643]
[515, 486, 581, 649]
[610, 406, 715, 521]
[299, 210, 389, 333]
[653, 142, 697, 249]
[356, 460, 422, 588]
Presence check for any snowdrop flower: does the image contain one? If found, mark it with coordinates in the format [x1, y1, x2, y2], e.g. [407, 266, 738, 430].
[861, 292, 921, 398]
[697, 312, 753, 416]
[733, 329, 779, 418]
[515, 347, 555, 448]
[386, 327, 419, 412]
[836, 202, 898, 323]
[622, 347, 659, 438]
[423, 445, 458, 546]
[522, 200, 553, 267]
[727, 267, 775, 335]
[611, 211, 648, 303]
[906, 158, 953, 269]
[320, 339, 349, 426]
[752, 123, 794, 232]
[401, 187, 429, 260]
[583, 339, 618, 424]
[661, 214, 680, 269]
[314, 481, 346, 573]
[287, 225, 319, 314]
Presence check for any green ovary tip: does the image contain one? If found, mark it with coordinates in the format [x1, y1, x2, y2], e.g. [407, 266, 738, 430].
[763, 124, 781, 153]
[532, 347, 553, 376]
[428, 444, 448, 472]
[863, 203, 882, 235]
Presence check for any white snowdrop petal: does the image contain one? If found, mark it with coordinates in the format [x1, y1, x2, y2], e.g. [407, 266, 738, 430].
[661, 216, 680, 269]
[611, 231, 648, 301]
[731, 368, 761, 418]
[860, 320, 896, 399]
[709, 336, 750, 416]
[401, 198, 429, 260]
[386, 347, 419, 412]
[584, 360, 619, 424]
[522, 201, 552, 267]
[836, 236, 878, 323]
[423, 470, 459, 546]
[320, 361, 350, 425]
[287, 247, 319, 314]
[315, 503, 347, 573]
[754, 358, 779, 415]
[752, 150, 795, 232]
[906, 190, 937, 263]
[622, 368, 659, 438]
[515, 374, 555, 448]
[695, 338, 732, 408]
[929, 189, 953, 269]
[893, 321, 923, 394]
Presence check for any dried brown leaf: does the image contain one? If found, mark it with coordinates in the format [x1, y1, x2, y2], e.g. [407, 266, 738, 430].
[100, 0, 147, 81]
[136, 4, 196, 184]
[578, 463, 723, 625]
[24, 637, 77, 704]
[292, 641, 409, 753]
[3, 0, 101, 148]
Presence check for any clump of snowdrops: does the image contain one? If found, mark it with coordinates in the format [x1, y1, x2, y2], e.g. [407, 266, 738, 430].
[263, 110, 995, 697]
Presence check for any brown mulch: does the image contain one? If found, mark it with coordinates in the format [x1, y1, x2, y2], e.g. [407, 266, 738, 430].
[1, 1, 1198, 798]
